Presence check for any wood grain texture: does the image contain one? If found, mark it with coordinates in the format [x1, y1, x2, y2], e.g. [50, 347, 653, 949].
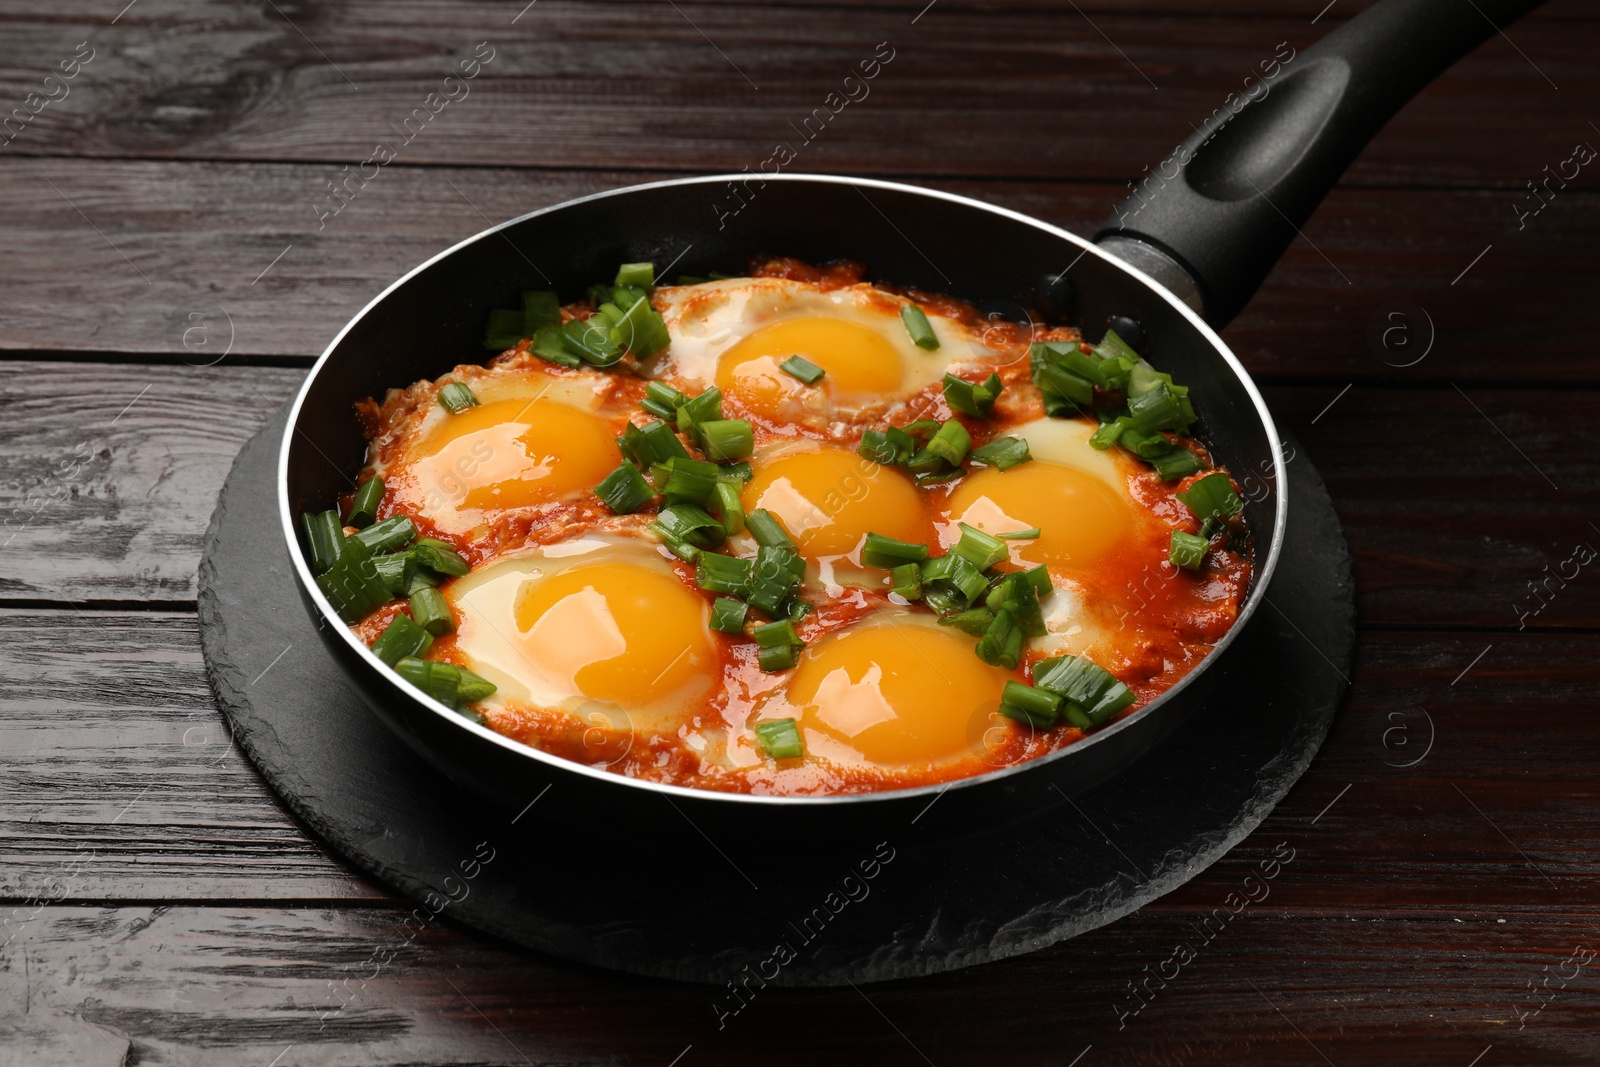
[4, 158, 1599, 381]
[0, 2, 1588, 189]
[3, 361, 1595, 626]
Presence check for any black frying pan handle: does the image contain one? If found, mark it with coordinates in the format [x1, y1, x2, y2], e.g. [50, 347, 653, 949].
[1094, 0, 1548, 327]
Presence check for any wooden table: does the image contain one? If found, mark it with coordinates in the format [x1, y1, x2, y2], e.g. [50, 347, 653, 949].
[2, 1, 1596, 1063]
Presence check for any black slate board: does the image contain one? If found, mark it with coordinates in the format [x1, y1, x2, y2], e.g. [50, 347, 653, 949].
[198, 412, 1353, 987]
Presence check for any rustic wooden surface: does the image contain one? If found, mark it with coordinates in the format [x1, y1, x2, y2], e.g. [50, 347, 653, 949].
[2, 0, 1597, 1063]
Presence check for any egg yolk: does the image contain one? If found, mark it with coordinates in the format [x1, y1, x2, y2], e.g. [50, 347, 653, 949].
[716, 315, 905, 418]
[782, 620, 1015, 766]
[511, 561, 714, 709]
[944, 462, 1134, 570]
[742, 446, 930, 559]
[407, 398, 620, 518]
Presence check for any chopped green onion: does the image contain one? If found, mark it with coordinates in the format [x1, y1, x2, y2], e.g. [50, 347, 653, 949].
[985, 571, 1046, 638]
[779, 355, 826, 384]
[345, 477, 385, 529]
[952, 523, 1008, 569]
[709, 596, 749, 634]
[371, 612, 433, 666]
[698, 419, 754, 461]
[482, 308, 525, 351]
[652, 456, 720, 506]
[942, 373, 1004, 418]
[561, 317, 624, 367]
[695, 551, 753, 596]
[754, 619, 804, 672]
[861, 532, 930, 569]
[619, 419, 691, 468]
[301, 509, 344, 575]
[1032, 654, 1135, 726]
[615, 262, 655, 288]
[315, 536, 392, 622]
[975, 608, 1022, 669]
[784, 597, 814, 622]
[1023, 565, 1052, 596]
[998, 528, 1040, 540]
[608, 294, 671, 358]
[353, 515, 417, 555]
[890, 562, 923, 600]
[411, 537, 471, 578]
[438, 382, 479, 415]
[754, 717, 804, 760]
[745, 508, 796, 550]
[1089, 420, 1126, 450]
[522, 290, 561, 334]
[394, 656, 462, 708]
[900, 304, 939, 350]
[404, 557, 439, 594]
[408, 585, 456, 636]
[457, 666, 496, 704]
[642, 380, 688, 420]
[676, 274, 710, 285]
[1127, 381, 1190, 435]
[659, 535, 700, 563]
[858, 426, 915, 468]
[653, 504, 726, 548]
[915, 469, 964, 488]
[1176, 472, 1243, 523]
[1098, 328, 1141, 364]
[719, 461, 754, 484]
[940, 606, 995, 636]
[595, 462, 655, 514]
[676, 387, 724, 433]
[372, 551, 414, 597]
[923, 419, 971, 467]
[748, 545, 805, 615]
[998, 680, 1062, 728]
[1169, 530, 1210, 570]
[969, 436, 1032, 474]
[714, 480, 745, 536]
[1151, 449, 1203, 481]
[531, 324, 582, 368]
[920, 552, 990, 609]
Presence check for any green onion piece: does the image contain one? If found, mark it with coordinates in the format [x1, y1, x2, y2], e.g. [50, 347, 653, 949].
[456, 667, 497, 704]
[1098, 328, 1141, 364]
[353, 515, 417, 555]
[315, 536, 392, 622]
[609, 294, 671, 358]
[985, 571, 1046, 638]
[975, 607, 1023, 669]
[372, 551, 413, 597]
[521, 290, 562, 333]
[618, 419, 691, 468]
[482, 308, 525, 351]
[1089, 420, 1126, 450]
[695, 551, 753, 596]
[699, 419, 754, 461]
[1169, 530, 1210, 570]
[1128, 381, 1192, 436]
[530, 324, 582, 368]
[920, 552, 990, 609]
[952, 523, 1008, 569]
[615, 261, 655, 288]
[411, 537, 471, 578]
[709, 596, 749, 634]
[409, 586, 456, 636]
[999, 680, 1062, 728]
[754, 620, 804, 672]
[1151, 449, 1203, 481]
[1061, 703, 1094, 730]
[784, 596, 814, 622]
[676, 387, 724, 433]
[302, 509, 344, 575]
[345, 477, 385, 529]
[718, 461, 754, 484]
[966, 435, 1030, 470]
[903, 419, 941, 441]
[779, 355, 826, 384]
[652, 456, 720, 507]
[676, 274, 710, 285]
[595, 462, 655, 514]
[754, 717, 804, 760]
[858, 426, 914, 468]
[653, 504, 726, 548]
[1022, 564, 1052, 596]
[745, 508, 796, 550]
[371, 612, 433, 666]
[890, 562, 923, 600]
[438, 382, 479, 415]
[404, 556, 439, 594]
[940, 606, 995, 636]
[1032, 654, 1135, 726]
[561, 317, 624, 367]
[748, 545, 805, 615]
[659, 535, 700, 563]
[1176, 472, 1244, 522]
[900, 304, 940, 350]
[642, 380, 687, 420]
[714, 480, 745, 536]
[942, 373, 1005, 418]
[998, 528, 1041, 540]
[394, 656, 461, 708]
[861, 532, 930, 569]
[924, 419, 971, 467]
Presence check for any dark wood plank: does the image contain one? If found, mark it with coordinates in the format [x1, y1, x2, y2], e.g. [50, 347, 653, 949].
[4, 359, 1597, 627]
[0, 2, 1588, 189]
[4, 158, 1598, 383]
[5, 610, 1597, 911]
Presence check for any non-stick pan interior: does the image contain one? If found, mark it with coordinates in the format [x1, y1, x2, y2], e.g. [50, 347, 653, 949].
[287, 176, 1282, 570]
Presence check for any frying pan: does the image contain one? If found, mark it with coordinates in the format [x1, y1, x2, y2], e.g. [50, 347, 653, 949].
[278, 0, 1543, 833]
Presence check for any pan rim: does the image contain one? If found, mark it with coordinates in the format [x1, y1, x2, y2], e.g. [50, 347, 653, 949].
[276, 171, 1289, 809]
